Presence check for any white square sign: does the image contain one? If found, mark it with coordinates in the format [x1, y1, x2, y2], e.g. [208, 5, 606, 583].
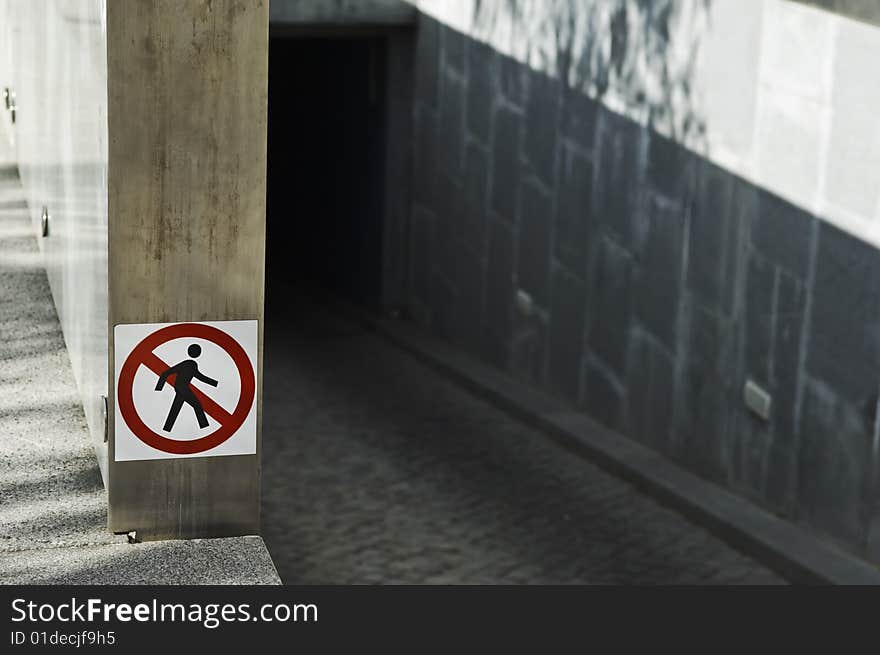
[114, 320, 258, 462]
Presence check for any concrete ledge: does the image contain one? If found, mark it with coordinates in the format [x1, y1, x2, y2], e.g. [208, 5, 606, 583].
[1, 536, 281, 585]
[793, 0, 880, 28]
[270, 0, 416, 26]
[360, 312, 880, 585]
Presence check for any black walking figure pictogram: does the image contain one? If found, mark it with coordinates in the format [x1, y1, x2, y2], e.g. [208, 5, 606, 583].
[154, 344, 219, 431]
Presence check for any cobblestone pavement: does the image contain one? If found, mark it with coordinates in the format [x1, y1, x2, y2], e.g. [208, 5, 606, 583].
[262, 297, 785, 585]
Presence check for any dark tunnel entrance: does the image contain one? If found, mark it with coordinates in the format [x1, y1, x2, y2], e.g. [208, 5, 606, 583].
[266, 36, 388, 315]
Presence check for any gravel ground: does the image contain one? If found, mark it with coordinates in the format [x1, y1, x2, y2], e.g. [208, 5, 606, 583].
[0, 166, 114, 556]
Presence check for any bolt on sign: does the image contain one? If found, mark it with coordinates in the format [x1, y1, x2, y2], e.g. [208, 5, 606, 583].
[114, 320, 258, 461]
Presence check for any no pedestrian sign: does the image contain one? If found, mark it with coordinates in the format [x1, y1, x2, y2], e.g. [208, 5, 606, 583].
[114, 320, 258, 461]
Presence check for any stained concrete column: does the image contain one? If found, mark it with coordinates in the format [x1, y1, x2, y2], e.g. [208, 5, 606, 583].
[107, 0, 268, 539]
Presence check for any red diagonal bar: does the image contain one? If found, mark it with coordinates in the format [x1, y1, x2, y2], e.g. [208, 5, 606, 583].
[141, 351, 234, 425]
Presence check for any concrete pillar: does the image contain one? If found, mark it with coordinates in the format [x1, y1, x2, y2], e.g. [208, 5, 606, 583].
[106, 0, 268, 539]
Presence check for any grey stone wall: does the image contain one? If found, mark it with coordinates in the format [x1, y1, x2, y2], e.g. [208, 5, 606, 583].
[408, 15, 880, 562]
[795, 0, 880, 27]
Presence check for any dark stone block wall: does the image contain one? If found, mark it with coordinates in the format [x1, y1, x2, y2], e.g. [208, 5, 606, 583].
[407, 16, 880, 562]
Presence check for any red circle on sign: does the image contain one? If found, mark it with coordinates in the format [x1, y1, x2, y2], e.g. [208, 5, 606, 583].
[117, 323, 255, 455]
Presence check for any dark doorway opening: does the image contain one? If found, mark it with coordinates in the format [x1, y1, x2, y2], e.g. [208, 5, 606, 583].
[266, 36, 387, 315]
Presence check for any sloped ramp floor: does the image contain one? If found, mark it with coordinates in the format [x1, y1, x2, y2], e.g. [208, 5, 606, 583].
[261, 295, 785, 585]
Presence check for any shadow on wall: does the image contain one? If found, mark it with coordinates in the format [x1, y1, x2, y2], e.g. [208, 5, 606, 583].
[408, 9, 880, 564]
[471, 0, 710, 146]
[793, 0, 880, 28]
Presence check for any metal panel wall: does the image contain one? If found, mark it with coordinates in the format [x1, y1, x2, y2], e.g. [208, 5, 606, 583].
[106, 0, 268, 539]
